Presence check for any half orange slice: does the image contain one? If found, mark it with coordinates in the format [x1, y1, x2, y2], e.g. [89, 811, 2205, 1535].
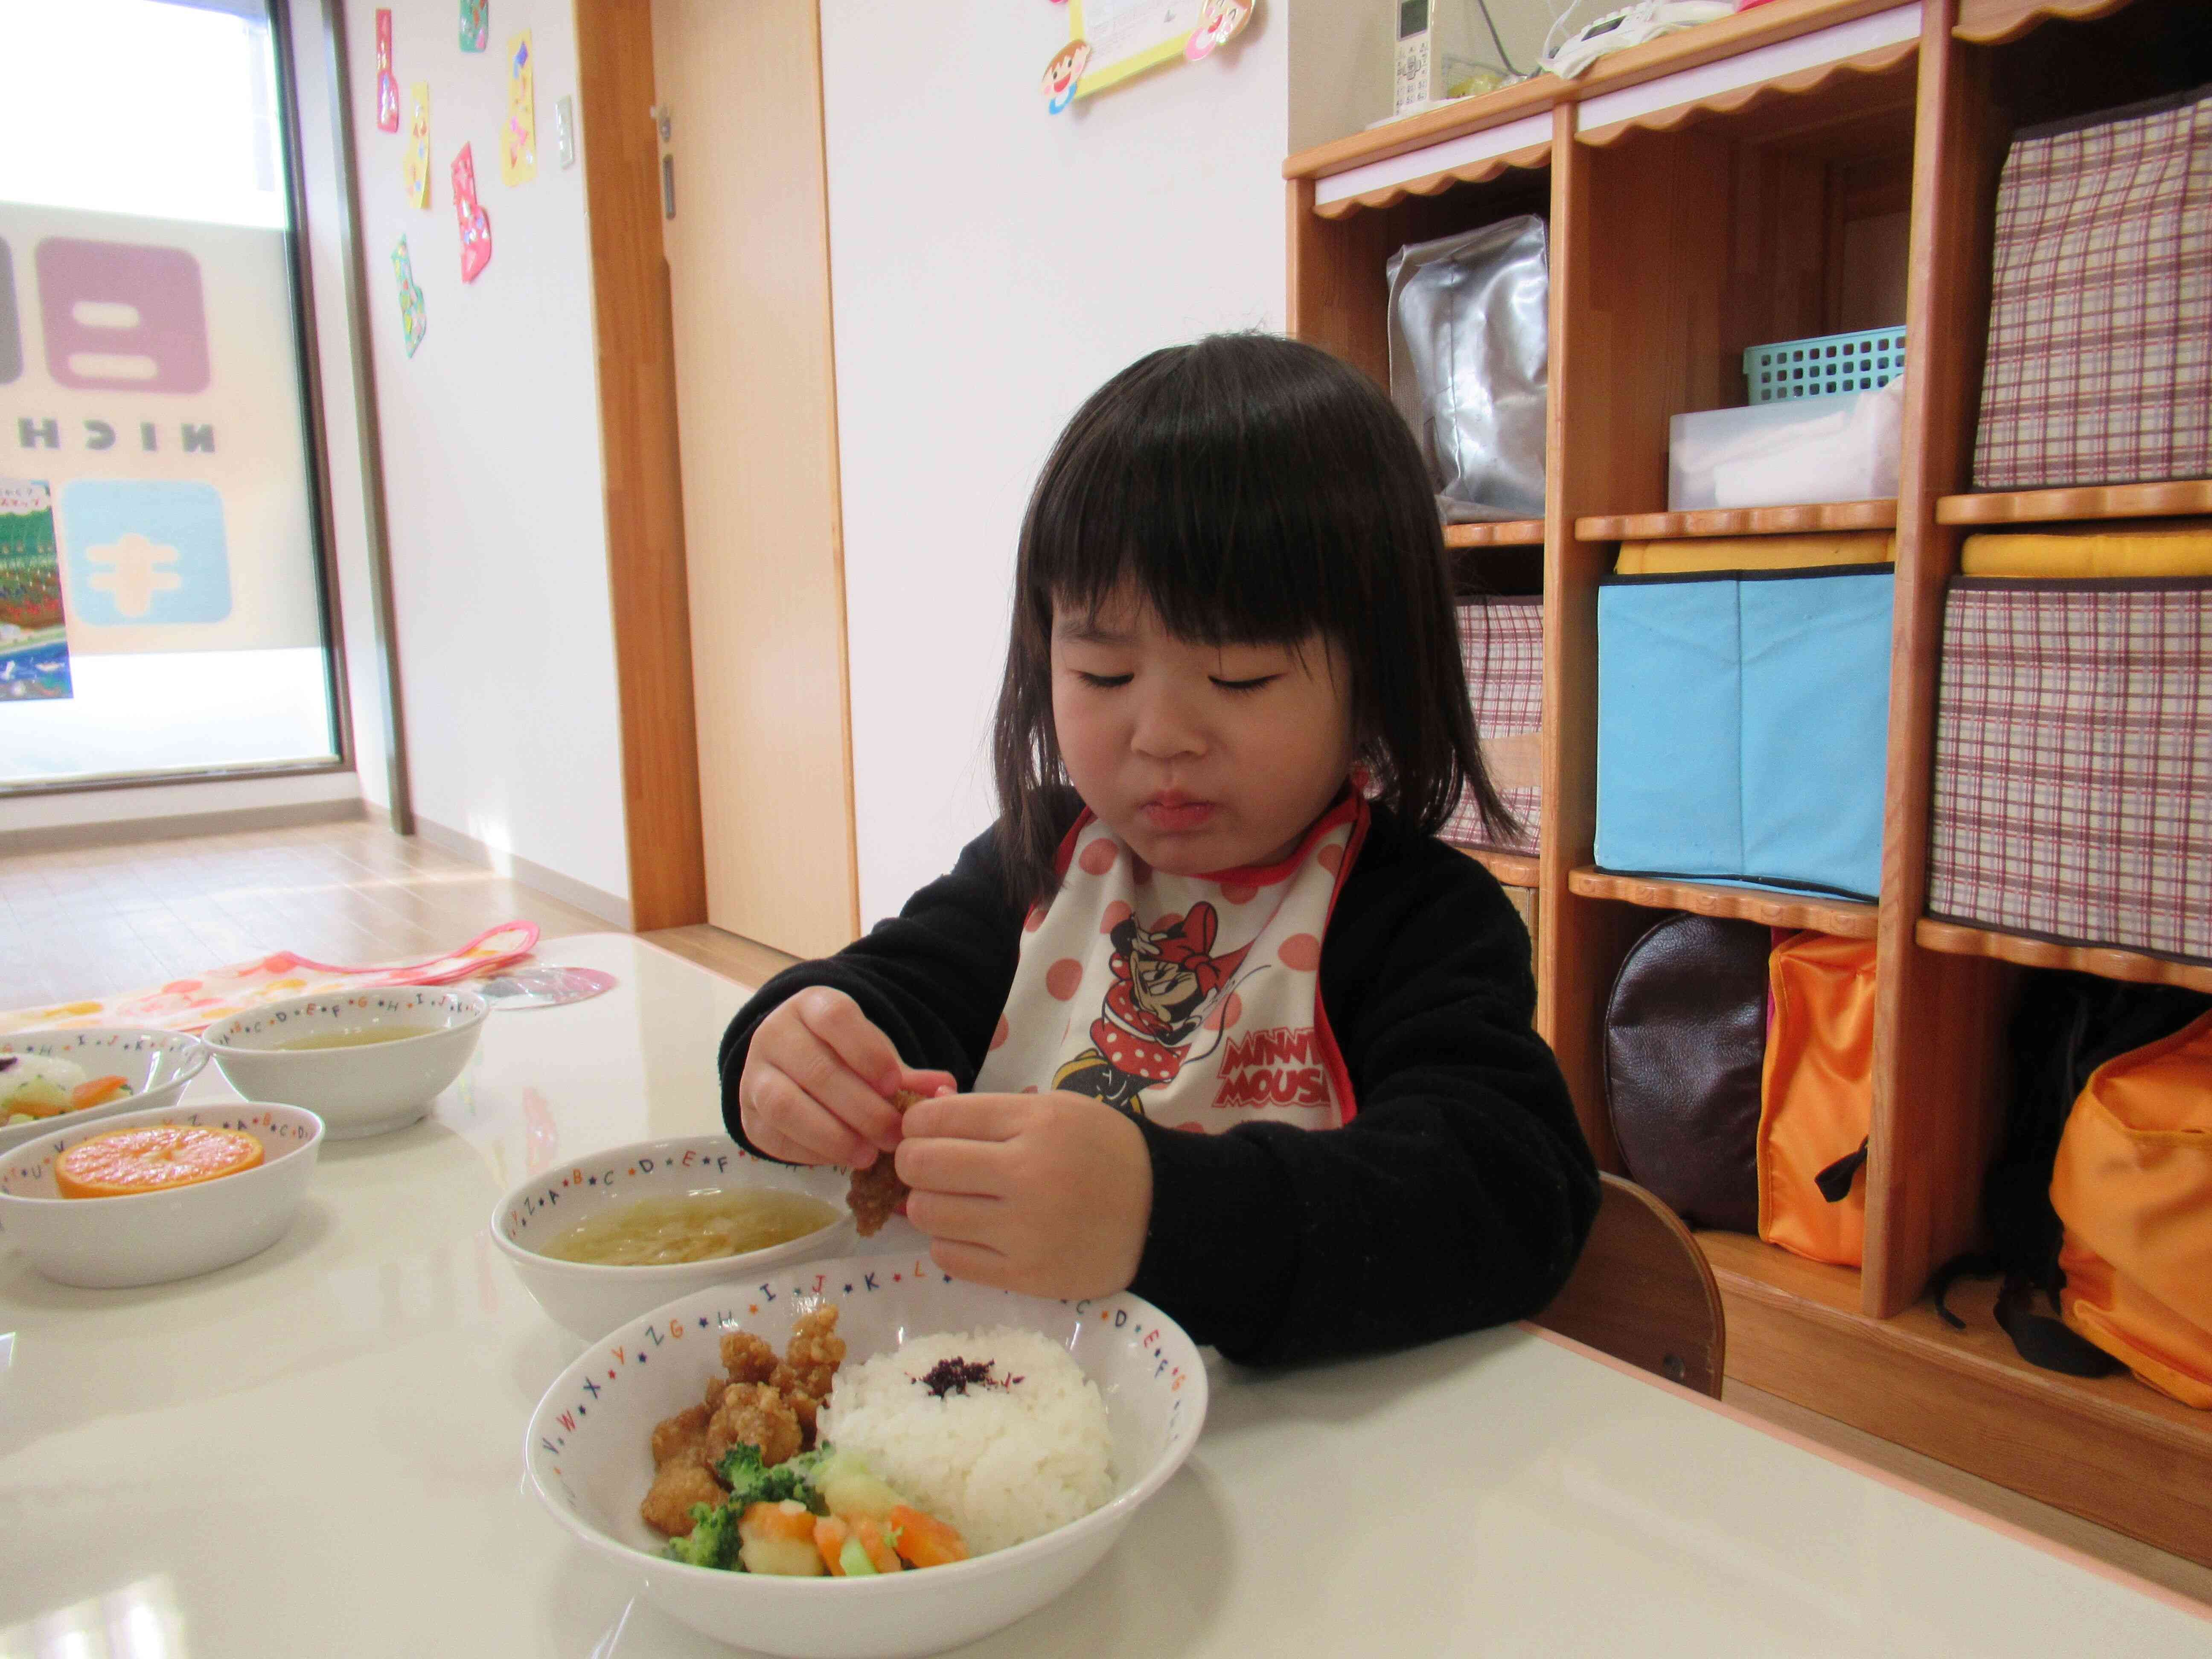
[55, 1124, 264, 1199]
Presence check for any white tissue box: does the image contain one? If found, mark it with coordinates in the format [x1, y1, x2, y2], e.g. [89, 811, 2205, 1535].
[1668, 378, 1904, 511]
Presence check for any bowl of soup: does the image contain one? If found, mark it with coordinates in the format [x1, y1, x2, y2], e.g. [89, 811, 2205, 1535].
[200, 987, 488, 1140]
[492, 1133, 854, 1340]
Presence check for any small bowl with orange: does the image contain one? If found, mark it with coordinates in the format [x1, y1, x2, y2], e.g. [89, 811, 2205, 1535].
[0, 1027, 212, 1157]
[0, 1100, 323, 1288]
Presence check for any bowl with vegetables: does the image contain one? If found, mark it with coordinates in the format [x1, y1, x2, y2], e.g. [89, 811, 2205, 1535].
[0, 1028, 210, 1156]
[490, 1133, 855, 1339]
[523, 1254, 1207, 1659]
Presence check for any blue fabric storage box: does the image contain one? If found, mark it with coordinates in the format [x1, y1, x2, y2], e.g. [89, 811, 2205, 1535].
[1597, 567, 1894, 900]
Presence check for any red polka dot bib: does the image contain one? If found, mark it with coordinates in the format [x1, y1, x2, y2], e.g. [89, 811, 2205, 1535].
[974, 794, 1369, 1133]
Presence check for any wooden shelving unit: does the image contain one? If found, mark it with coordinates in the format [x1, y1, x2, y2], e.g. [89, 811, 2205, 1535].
[1569, 868, 1879, 938]
[1286, 0, 2212, 1571]
[1918, 920, 2212, 994]
[1443, 520, 1546, 549]
[1575, 501, 1898, 541]
[1461, 846, 1540, 889]
[1935, 480, 2212, 524]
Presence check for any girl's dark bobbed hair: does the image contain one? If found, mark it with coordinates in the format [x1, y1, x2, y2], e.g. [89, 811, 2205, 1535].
[990, 331, 1515, 906]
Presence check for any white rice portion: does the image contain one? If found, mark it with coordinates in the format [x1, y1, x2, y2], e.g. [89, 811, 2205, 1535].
[818, 1326, 1115, 1557]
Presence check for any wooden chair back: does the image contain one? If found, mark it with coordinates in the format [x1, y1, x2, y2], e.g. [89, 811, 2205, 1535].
[1534, 1173, 1726, 1397]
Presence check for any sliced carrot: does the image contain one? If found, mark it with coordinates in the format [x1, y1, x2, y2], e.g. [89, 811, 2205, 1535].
[70, 1076, 131, 1111]
[741, 1500, 816, 1545]
[887, 1504, 967, 1569]
[814, 1514, 850, 1576]
[853, 1515, 904, 1574]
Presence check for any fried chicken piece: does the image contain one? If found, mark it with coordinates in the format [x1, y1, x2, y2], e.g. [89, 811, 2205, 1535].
[719, 1329, 780, 1385]
[787, 1387, 820, 1451]
[704, 1380, 802, 1469]
[639, 1447, 725, 1537]
[779, 1304, 845, 1403]
[649, 1402, 711, 1468]
[846, 1090, 920, 1237]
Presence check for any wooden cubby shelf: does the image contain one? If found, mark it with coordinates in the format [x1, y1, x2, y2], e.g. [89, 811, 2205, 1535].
[1443, 519, 1546, 549]
[1917, 919, 2212, 994]
[1575, 501, 1899, 541]
[1458, 846, 1541, 889]
[1935, 480, 2212, 525]
[1569, 868, 1880, 937]
[1954, 0, 2140, 45]
[1290, 0, 2212, 1570]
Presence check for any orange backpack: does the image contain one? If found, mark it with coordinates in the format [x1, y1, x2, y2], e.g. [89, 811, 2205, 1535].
[2050, 1010, 2212, 1408]
[1757, 932, 1877, 1267]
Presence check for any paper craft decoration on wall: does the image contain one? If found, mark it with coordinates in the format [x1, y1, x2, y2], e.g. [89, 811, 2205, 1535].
[1041, 40, 1091, 113]
[460, 0, 488, 52]
[391, 236, 427, 356]
[1046, 0, 1255, 106]
[375, 9, 400, 132]
[0, 479, 72, 702]
[1185, 0, 1254, 60]
[452, 143, 492, 282]
[402, 83, 432, 206]
[501, 32, 537, 185]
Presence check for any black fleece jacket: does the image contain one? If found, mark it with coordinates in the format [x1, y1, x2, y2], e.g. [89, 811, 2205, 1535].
[717, 803, 1598, 1368]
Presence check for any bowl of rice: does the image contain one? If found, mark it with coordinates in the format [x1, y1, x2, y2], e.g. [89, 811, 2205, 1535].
[524, 1254, 1207, 1659]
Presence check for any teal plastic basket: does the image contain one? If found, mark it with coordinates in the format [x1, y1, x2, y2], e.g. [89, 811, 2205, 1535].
[1744, 328, 1906, 403]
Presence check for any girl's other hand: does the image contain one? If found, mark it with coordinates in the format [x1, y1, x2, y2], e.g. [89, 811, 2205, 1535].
[894, 1091, 1152, 1301]
[738, 988, 955, 1167]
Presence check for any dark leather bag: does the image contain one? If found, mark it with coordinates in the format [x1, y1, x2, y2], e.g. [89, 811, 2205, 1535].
[1603, 913, 1770, 1232]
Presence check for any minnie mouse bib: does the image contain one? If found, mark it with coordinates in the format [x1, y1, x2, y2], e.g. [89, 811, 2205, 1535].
[973, 795, 1369, 1132]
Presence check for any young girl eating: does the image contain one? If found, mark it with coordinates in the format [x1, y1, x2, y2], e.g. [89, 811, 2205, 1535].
[720, 333, 1597, 1365]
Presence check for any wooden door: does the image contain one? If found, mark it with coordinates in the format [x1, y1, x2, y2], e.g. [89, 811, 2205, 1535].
[649, 0, 860, 958]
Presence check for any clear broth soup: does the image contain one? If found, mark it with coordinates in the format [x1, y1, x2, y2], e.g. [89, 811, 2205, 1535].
[270, 1027, 436, 1051]
[538, 1189, 838, 1266]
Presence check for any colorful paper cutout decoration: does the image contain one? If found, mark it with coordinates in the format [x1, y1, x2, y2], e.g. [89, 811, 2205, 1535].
[1185, 0, 1253, 60]
[374, 9, 399, 132]
[1041, 39, 1091, 114]
[391, 236, 427, 356]
[460, 0, 488, 52]
[452, 143, 492, 282]
[402, 82, 432, 206]
[501, 31, 537, 185]
[0, 479, 73, 703]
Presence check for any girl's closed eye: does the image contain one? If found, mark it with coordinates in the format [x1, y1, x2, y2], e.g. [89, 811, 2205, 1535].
[1210, 674, 1278, 693]
[1076, 671, 1133, 689]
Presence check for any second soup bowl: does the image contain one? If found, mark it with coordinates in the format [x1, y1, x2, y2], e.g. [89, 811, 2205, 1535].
[201, 987, 487, 1140]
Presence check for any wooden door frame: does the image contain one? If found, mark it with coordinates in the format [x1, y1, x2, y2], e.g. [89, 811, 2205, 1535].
[573, 0, 709, 932]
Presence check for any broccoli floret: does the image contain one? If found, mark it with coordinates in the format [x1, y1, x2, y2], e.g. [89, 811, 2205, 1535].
[662, 1499, 741, 1570]
[716, 1443, 827, 1512]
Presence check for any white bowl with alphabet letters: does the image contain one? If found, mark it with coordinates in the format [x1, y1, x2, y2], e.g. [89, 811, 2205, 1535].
[491, 1134, 854, 1340]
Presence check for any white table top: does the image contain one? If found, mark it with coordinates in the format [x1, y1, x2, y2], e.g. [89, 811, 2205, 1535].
[3, 933, 2207, 1657]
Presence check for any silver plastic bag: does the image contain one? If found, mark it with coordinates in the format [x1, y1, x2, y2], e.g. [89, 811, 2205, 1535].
[1386, 215, 1549, 522]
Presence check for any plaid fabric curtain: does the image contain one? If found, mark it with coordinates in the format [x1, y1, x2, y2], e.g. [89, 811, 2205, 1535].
[1974, 85, 2212, 490]
[1443, 596, 1542, 855]
[1928, 579, 2212, 965]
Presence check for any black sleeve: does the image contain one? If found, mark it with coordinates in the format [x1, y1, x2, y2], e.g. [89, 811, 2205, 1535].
[717, 828, 1024, 1150]
[1126, 825, 1599, 1367]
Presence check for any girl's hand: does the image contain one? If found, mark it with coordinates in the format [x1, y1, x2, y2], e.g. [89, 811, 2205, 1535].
[893, 1091, 1153, 1301]
[737, 988, 955, 1167]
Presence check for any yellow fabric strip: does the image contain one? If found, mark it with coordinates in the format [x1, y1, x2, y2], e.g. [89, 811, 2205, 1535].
[1959, 524, 2212, 578]
[1616, 533, 1896, 574]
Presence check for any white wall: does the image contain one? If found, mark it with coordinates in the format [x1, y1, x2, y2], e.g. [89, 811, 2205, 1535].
[821, 0, 1292, 926]
[1291, 0, 1562, 154]
[340, 0, 629, 909]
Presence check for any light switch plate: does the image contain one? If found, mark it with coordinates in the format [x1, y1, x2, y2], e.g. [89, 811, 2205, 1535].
[554, 95, 576, 169]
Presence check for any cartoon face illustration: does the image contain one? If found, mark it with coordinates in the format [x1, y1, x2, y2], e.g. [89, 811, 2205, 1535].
[1042, 40, 1091, 113]
[1185, 0, 1252, 61]
[1054, 902, 1253, 1117]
